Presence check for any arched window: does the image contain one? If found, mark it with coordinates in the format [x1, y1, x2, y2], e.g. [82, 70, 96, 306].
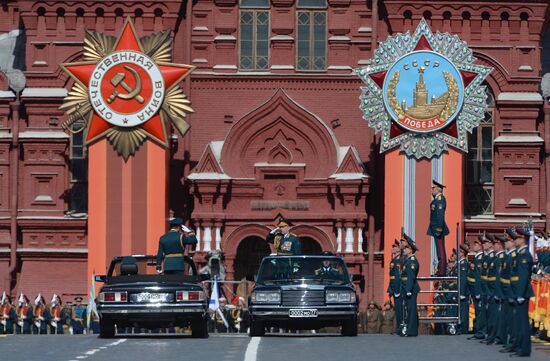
[464, 86, 495, 215]
[296, 0, 327, 71]
[239, 0, 270, 71]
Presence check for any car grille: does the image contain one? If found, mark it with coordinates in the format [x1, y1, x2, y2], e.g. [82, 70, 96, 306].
[282, 290, 325, 306]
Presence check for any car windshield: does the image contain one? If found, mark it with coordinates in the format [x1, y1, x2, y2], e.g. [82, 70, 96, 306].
[256, 257, 349, 284]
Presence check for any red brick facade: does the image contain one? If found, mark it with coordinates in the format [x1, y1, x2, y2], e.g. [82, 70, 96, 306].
[0, 0, 548, 308]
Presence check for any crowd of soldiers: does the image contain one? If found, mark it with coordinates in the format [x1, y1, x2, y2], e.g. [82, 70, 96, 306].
[0, 292, 94, 335]
[388, 225, 546, 357]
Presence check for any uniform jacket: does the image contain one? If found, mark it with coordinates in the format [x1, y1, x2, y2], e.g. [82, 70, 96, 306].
[387, 256, 401, 296]
[467, 253, 481, 298]
[33, 305, 51, 334]
[400, 255, 420, 295]
[493, 251, 506, 300]
[50, 305, 66, 334]
[427, 194, 449, 237]
[474, 252, 485, 296]
[266, 232, 301, 256]
[508, 249, 519, 299]
[1, 304, 16, 334]
[16, 304, 34, 334]
[515, 246, 534, 300]
[156, 230, 198, 271]
[459, 258, 469, 298]
[485, 251, 497, 298]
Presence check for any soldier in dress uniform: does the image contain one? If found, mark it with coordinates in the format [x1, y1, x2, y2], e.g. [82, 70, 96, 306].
[70, 296, 85, 334]
[427, 180, 449, 276]
[500, 228, 518, 353]
[314, 258, 340, 279]
[481, 234, 498, 345]
[387, 241, 403, 334]
[32, 294, 50, 335]
[231, 297, 249, 333]
[1, 292, 16, 334]
[266, 217, 301, 256]
[50, 294, 66, 334]
[467, 237, 485, 340]
[458, 244, 470, 334]
[509, 228, 534, 357]
[400, 233, 419, 337]
[16, 293, 33, 334]
[489, 235, 506, 345]
[156, 217, 197, 275]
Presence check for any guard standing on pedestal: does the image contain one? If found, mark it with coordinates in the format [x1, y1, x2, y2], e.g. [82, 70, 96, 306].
[387, 240, 403, 334]
[427, 180, 449, 276]
[156, 218, 198, 275]
[266, 217, 301, 256]
[400, 233, 419, 337]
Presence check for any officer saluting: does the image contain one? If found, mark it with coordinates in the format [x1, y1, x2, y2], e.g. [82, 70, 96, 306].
[266, 217, 301, 256]
[156, 217, 198, 275]
[427, 180, 449, 276]
[400, 233, 419, 337]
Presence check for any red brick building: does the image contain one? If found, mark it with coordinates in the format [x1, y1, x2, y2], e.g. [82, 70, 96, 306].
[0, 0, 548, 309]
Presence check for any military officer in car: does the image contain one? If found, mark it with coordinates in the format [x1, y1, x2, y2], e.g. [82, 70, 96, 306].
[157, 217, 198, 275]
[266, 217, 301, 256]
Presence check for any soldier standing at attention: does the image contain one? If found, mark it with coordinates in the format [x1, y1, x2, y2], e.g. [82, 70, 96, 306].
[32, 294, 50, 335]
[266, 217, 301, 256]
[467, 237, 485, 340]
[481, 234, 497, 344]
[427, 180, 449, 276]
[70, 296, 85, 334]
[156, 218, 198, 275]
[50, 294, 66, 334]
[509, 228, 534, 357]
[400, 233, 419, 337]
[16, 293, 33, 334]
[458, 244, 470, 334]
[1, 292, 16, 335]
[500, 228, 518, 353]
[491, 235, 507, 345]
[387, 241, 403, 334]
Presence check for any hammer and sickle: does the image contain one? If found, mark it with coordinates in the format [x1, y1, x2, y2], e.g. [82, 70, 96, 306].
[107, 65, 144, 104]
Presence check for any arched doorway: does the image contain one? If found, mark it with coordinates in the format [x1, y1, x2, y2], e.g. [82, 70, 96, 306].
[300, 236, 322, 255]
[233, 236, 271, 281]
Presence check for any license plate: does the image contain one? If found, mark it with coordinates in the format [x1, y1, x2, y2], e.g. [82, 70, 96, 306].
[289, 309, 318, 318]
[135, 292, 170, 303]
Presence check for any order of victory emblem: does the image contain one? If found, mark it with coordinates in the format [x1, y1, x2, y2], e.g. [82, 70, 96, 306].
[356, 19, 492, 159]
[60, 17, 195, 159]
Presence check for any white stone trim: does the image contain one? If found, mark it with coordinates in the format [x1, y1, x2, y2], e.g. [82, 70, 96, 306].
[493, 135, 543, 143]
[214, 35, 236, 41]
[345, 226, 354, 253]
[187, 172, 231, 180]
[336, 227, 342, 253]
[497, 92, 542, 102]
[193, 26, 209, 31]
[22, 88, 68, 98]
[0, 90, 15, 98]
[358, 27, 372, 33]
[203, 226, 212, 252]
[18, 131, 70, 139]
[212, 65, 238, 70]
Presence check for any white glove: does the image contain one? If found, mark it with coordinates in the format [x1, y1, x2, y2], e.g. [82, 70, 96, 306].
[460, 295, 466, 300]
[529, 230, 535, 236]
[270, 227, 280, 234]
[156, 269, 163, 274]
[475, 294, 481, 300]
[406, 292, 412, 297]
[394, 293, 400, 298]
[1, 319, 6, 326]
[517, 297, 525, 304]
[181, 225, 192, 233]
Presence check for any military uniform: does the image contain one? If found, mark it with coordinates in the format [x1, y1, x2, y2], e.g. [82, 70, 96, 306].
[503, 246, 518, 351]
[50, 304, 66, 334]
[492, 245, 506, 344]
[387, 253, 403, 334]
[427, 181, 449, 276]
[466, 247, 484, 339]
[458, 254, 470, 334]
[400, 235, 420, 337]
[266, 232, 301, 256]
[1, 299, 16, 335]
[512, 241, 534, 356]
[70, 300, 85, 334]
[16, 299, 34, 334]
[156, 220, 198, 274]
[33, 303, 51, 335]
[484, 249, 498, 343]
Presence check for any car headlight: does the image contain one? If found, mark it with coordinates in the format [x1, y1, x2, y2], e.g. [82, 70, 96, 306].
[326, 291, 355, 303]
[251, 291, 281, 303]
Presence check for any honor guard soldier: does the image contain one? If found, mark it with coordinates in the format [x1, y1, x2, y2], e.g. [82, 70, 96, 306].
[458, 244, 470, 334]
[400, 233, 419, 337]
[467, 237, 485, 340]
[427, 180, 449, 276]
[266, 218, 301, 256]
[490, 235, 507, 345]
[16, 293, 33, 334]
[510, 228, 534, 357]
[1, 292, 16, 334]
[500, 228, 518, 353]
[70, 296, 85, 334]
[50, 294, 66, 334]
[387, 240, 403, 334]
[32, 294, 50, 335]
[156, 217, 198, 275]
[481, 234, 497, 344]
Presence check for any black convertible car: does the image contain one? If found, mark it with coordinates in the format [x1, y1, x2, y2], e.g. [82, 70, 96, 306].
[248, 255, 360, 336]
[95, 255, 209, 338]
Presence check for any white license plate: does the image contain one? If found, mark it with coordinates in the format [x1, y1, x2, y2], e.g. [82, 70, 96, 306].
[136, 293, 169, 303]
[289, 309, 318, 318]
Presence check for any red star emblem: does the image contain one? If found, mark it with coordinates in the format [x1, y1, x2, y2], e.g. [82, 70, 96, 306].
[61, 18, 193, 146]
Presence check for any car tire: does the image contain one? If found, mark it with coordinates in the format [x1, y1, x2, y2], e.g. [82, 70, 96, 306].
[341, 317, 358, 337]
[249, 320, 265, 337]
[191, 318, 209, 339]
[99, 318, 116, 339]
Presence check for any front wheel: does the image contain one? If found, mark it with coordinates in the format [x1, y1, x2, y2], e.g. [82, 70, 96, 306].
[191, 318, 209, 338]
[99, 318, 115, 339]
[249, 320, 265, 337]
[341, 317, 358, 337]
